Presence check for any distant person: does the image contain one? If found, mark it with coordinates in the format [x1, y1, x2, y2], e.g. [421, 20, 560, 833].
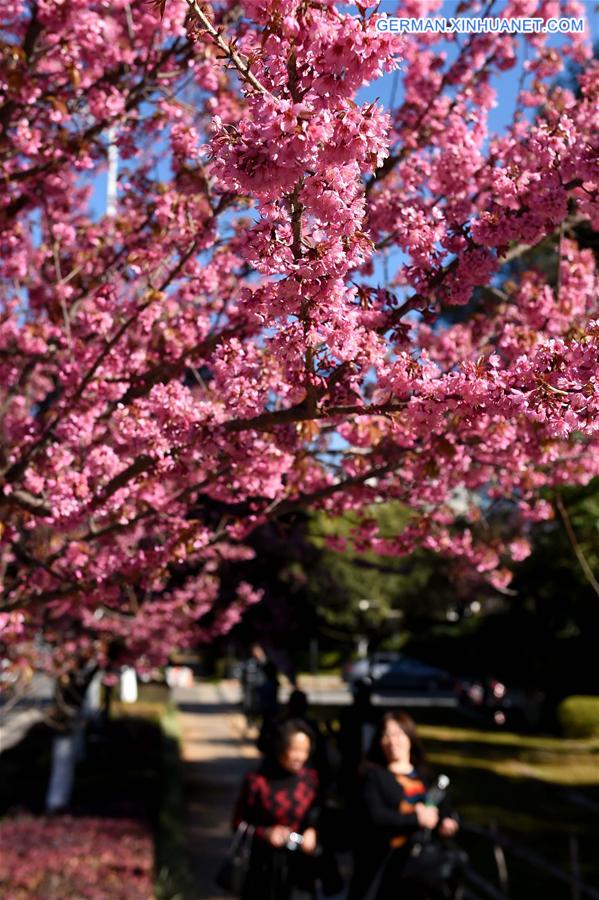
[232, 718, 321, 899]
[241, 643, 280, 729]
[348, 710, 461, 900]
[337, 679, 376, 799]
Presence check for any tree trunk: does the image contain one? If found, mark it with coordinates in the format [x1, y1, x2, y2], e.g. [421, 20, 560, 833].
[44, 665, 97, 812]
[45, 732, 78, 812]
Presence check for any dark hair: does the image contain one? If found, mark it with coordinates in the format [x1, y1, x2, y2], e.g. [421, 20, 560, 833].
[366, 710, 428, 773]
[287, 689, 308, 717]
[270, 717, 315, 762]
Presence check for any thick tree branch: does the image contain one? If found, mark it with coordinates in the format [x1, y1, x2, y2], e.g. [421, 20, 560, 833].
[1, 488, 52, 517]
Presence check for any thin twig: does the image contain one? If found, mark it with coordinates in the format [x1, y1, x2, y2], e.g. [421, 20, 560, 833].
[555, 493, 599, 598]
[184, 0, 270, 96]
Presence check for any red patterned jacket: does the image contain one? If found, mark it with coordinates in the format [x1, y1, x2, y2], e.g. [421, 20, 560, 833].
[233, 763, 320, 843]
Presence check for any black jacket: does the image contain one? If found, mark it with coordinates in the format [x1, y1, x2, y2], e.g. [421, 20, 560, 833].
[348, 763, 457, 900]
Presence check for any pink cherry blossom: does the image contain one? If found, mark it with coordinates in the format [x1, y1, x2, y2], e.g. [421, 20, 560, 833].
[0, 0, 597, 678]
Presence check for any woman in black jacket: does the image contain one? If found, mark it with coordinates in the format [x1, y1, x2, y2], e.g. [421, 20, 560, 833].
[232, 718, 321, 900]
[348, 710, 460, 900]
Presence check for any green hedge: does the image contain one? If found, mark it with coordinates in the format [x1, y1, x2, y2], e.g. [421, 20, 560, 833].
[154, 703, 195, 900]
[114, 694, 194, 900]
[558, 695, 599, 738]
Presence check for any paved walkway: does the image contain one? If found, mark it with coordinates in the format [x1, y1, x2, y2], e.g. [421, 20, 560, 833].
[0, 673, 53, 754]
[173, 681, 259, 899]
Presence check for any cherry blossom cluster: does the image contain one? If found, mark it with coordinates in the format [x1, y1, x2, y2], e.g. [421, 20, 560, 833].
[0, 0, 597, 677]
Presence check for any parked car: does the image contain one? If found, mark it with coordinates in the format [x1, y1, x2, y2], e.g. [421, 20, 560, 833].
[343, 652, 455, 694]
[342, 651, 402, 685]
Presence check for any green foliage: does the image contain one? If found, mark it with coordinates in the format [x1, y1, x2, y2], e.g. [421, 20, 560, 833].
[402, 478, 599, 696]
[516, 480, 599, 609]
[507, 479, 599, 696]
[225, 475, 598, 693]
[302, 504, 452, 638]
[558, 696, 599, 739]
[317, 649, 344, 670]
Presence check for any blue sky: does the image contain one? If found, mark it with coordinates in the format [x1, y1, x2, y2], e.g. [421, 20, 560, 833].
[356, 0, 598, 131]
[350, 0, 598, 288]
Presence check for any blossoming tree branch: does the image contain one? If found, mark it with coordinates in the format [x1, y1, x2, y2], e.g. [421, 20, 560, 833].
[0, 0, 597, 680]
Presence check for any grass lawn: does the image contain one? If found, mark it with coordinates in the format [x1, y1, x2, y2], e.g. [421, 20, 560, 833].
[415, 718, 599, 898]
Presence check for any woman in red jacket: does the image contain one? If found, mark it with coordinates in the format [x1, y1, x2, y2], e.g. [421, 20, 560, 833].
[232, 717, 321, 899]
